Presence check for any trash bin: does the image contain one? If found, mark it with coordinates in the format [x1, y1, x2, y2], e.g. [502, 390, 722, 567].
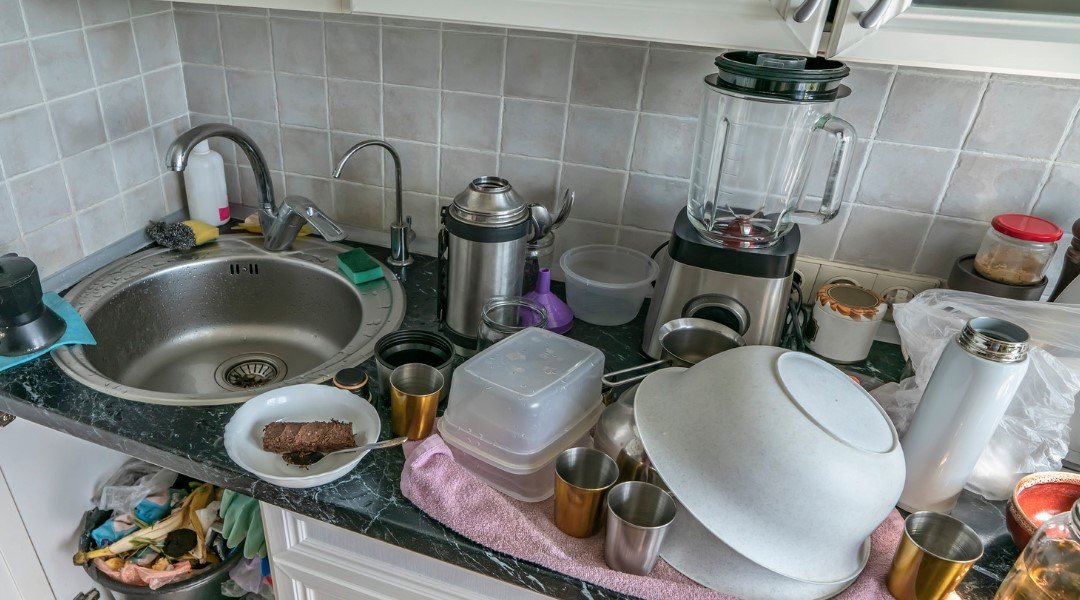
[79, 510, 242, 600]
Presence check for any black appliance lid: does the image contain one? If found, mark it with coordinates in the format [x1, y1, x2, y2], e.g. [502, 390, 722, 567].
[710, 51, 851, 102]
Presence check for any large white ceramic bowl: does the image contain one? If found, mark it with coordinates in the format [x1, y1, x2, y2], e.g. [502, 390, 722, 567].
[635, 346, 904, 584]
[662, 508, 868, 600]
[224, 384, 382, 489]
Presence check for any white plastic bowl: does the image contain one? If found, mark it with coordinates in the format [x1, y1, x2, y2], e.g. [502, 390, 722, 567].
[635, 346, 905, 584]
[224, 384, 381, 489]
[559, 245, 658, 326]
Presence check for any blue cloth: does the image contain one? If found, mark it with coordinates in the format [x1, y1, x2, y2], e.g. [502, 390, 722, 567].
[0, 293, 96, 373]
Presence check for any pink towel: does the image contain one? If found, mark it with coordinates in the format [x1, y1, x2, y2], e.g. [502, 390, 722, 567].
[400, 434, 903, 600]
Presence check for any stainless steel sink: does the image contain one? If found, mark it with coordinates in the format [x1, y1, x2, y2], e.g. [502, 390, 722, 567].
[53, 235, 405, 405]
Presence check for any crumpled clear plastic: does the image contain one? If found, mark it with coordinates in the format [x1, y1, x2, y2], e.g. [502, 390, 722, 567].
[871, 289, 1080, 501]
[222, 557, 273, 598]
[93, 459, 179, 513]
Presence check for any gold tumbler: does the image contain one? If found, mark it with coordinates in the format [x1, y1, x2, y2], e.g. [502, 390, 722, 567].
[888, 511, 984, 600]
[554, 447, 620, 538]
[389, 363, 444, 440]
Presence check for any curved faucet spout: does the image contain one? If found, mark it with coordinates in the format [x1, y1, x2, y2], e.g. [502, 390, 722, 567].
[333, 139, 412, 267]
[166, 123, 276, 233]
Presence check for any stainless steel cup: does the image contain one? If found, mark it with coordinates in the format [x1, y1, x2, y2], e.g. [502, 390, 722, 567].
[604, 481, 677, 575]
[887, 511, 984, 600]
[389, 363, 444, 440]
[554, 447, 619, 538]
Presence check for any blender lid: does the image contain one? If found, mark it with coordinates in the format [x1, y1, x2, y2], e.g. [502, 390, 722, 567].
[710, 51, 851, 102]
[450, 176, 530, 226]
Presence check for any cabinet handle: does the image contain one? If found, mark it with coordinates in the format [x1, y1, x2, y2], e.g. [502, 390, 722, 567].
[793, 0, 826, 23]
[0, 412, 13, 428]
[859, 0, 898, 29]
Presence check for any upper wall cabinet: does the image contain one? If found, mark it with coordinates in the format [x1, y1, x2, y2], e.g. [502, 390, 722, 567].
[349, 0, 829, 55]
[827, 0, 1080, 78]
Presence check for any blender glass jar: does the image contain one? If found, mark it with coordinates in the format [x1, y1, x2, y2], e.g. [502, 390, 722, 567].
[974, 214, 1063, 286]
[688, 52, 857, 248]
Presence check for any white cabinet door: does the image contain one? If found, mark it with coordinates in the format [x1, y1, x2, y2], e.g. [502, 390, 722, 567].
[0, 465, 54, 600]
[166, 0, 346, 11]
[828, 0, 1080, 79]
[351, 0, 829, 55]
[262, 503, 549, 600]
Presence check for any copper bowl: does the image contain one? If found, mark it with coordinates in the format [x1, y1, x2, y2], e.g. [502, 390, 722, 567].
[1006, 471, 1080, 549]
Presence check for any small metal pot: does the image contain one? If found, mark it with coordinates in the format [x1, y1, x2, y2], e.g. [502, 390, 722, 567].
[375, 329, 455, 400]
[596, 318, 744, 483]
[602, 318, 744, 388]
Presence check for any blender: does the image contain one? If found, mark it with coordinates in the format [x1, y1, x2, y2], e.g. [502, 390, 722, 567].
[643, 51, 856, 353]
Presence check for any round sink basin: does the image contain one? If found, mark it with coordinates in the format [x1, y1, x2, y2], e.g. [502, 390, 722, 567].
[53, 235, 405, 405]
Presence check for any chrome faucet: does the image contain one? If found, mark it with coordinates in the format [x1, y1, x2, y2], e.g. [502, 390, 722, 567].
[332, 140, 412, 267]
[166, 123, 345, 252]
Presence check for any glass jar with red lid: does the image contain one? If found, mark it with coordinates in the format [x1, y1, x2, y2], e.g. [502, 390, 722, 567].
[974, 214, 1064, 286]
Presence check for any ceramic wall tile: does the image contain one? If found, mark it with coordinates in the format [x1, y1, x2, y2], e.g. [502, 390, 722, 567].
[0, 106, 59, 174]
[226, 69, 277, 121]
[326, 21, 380, 82]
[132, 12, 180, 71]
[939, 154, 1046, 221]
[281, 126, 331, 177]
[328, 79, 380, 136]
[111, 130, 159, 189]
[856, 143, 955, 212]
[965, 81, 1080, 159]
[441, 92, 500, 151]
[570, 43, 645, 111]
[834, 66, 893, 138]
[8, 165, 71, 233]
[504, 36, 572, 102]
[382, 26, 439, 87]
[439, 148, 497, 196]
[144, 66, 187, 123]
[914, 216, 988, 278]
[330, 131, 383, 186]
[22, 217, 83, 276]
[23, 0, 81, 37]
[383, 85, 439, 143]
[621, 173, 688, 232]
[559, 163, 626, 225]
[276, 73, 328, 128]
[80, 0, 130, 25]
[876, 70, 983, 148]
[182, 64, 228, 116]
[630, 114, 696, 178]
[383, 139, 437, 195]
[640, 49, 714, 118]
[31, 32, 93, 100]
[271, 17, 324, 76]
[174, 10, 222, 66]
[0, 0, 26, 43]
[0, 184, 20, 244]
[835, 205, 933, 271]
[77, 195, 128, 254]
[563, 106, 636, 170]
[220, 14, 272, 71]
[442, 31, 504, 95]
[334, 180, 384, 228]
[48, 92, 105, 157]
[500, 98, 565, 159]
[122, 178, 166, 230]
[1033, 163, 1080, 228]
[0, 43, 42, 113]
[498, 155, 559, 205]
[63, 145, 119, 210]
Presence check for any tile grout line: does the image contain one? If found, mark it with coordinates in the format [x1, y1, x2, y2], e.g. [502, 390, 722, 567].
[1026, 92, 1080, 214]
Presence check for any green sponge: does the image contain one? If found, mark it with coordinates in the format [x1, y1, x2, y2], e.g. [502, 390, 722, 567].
[337, 248, 385, 284]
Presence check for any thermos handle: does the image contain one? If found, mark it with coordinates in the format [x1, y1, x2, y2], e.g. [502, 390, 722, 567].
[797, 114, 856, 225]
[436, 208, 449, 323]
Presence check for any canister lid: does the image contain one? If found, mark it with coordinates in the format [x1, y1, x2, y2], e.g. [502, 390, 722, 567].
[957, 317, 1029, 363]
[817, 283, 885, 322]
[450, 176, 530, 227]
[991, 214, 1063, 243]
[709, 51, 851, 102]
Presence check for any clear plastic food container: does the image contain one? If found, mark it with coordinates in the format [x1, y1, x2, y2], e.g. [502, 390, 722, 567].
[974, 214, 1063, 286]
[439, 327, 605, 500]
[559, 245, 659, 326]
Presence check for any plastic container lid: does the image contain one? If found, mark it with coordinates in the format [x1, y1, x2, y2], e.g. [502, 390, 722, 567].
[991, 214, 1063, 243]
[441, 327, 605, 462]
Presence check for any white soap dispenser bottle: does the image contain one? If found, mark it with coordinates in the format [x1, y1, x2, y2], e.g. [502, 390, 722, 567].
[183, 141, 230, 225]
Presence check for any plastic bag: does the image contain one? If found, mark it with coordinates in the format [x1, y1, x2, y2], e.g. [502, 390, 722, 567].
[871, 289, 1080, 501]
[93, 459, 178, 513]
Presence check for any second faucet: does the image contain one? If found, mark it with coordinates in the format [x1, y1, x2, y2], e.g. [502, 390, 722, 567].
[333, 140, 412, 267]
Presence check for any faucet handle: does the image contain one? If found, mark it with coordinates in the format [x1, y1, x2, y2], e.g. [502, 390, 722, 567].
[282, 196, 346, 242]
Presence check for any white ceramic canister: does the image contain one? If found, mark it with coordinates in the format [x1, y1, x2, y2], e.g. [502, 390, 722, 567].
[807, 283, 886, 364]
[899, 317, 1030, 513]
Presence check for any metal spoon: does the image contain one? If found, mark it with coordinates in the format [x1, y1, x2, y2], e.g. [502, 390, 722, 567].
[282, 435, 408, 467]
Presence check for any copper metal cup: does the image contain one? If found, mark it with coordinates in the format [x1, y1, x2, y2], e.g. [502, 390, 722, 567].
[887, 511, 984, 600]
[554, 447, 619, 538]
[389, 363, 444, 440]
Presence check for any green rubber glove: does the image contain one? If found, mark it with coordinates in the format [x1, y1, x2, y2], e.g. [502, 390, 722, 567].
[219, 490, 266, 558]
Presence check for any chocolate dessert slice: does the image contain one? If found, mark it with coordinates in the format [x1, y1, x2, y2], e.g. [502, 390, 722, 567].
[262, 420, 356, 454]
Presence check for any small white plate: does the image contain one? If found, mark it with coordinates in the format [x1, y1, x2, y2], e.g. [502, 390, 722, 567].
[224, 384, 381, 488]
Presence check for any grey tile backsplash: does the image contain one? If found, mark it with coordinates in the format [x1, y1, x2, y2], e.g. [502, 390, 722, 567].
[3, 0, 1080, 284]
[0, 0, 184, 276]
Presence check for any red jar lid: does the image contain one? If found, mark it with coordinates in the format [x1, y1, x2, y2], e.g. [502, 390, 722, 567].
[991, 214, 1063, 243]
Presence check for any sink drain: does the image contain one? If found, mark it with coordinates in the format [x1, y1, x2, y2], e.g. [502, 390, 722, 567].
[215, 353, 287, 391]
